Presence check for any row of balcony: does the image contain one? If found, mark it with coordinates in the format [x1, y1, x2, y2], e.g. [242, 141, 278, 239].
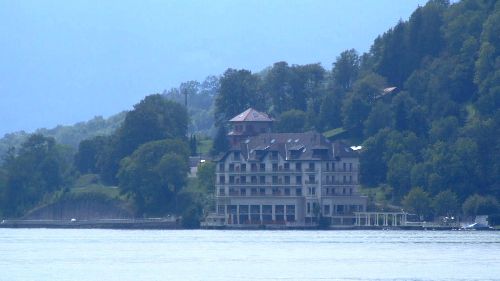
[218, 168, 359, 173]
[217, 190, 358, 197]
[216, 181, 357, 186]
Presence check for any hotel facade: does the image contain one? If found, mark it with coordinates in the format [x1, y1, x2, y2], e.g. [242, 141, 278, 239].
[213, 108, 368, 227]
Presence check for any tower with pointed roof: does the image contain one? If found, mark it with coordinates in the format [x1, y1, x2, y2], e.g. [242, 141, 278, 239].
[227, 108, 273, 146]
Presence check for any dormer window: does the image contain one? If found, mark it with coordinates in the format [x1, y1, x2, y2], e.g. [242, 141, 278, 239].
[271, 151, 278, 160]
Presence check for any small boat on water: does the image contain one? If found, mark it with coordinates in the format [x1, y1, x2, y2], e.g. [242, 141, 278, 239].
[462, 222, 494, 230]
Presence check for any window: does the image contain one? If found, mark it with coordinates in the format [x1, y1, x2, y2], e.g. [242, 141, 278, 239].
[272, 176, 278, 184]
[296, 176, 302, 184]
[229, 164, 234, 172]
[332, 162, 335, 171]
[307, 203, 311, 214]
[308, 175, 315, 183]
[272, 163, 278, 171]
[343, 162, 346, 171]
[260, 163, 265, 171]
[259, 188, 265, 195]
[251, 188, 257, 195]
[349, 175, 352, 183]
[296, 163, 302, 171]
[343, 188, 346, 195]
[271, 151, 278, 160]
[219, 188, 225, 196]
[324, 205, 330, 215]
[219, 163, 224, 172]
[349, 163, 352, 171]
[234, 151, 241, 161]
[241, 164, 246, 172]
[309, 162, 315, 171]
[343, 175, 346, 183]
[284, 163, 290, 170]
[219, 176, 225, 184]
[240, 188, 246, 196]
[251, 176, 257, 184]
[241, 176, 246, 184]
[259, 176, 265, 184]
[284, 176, 290, 184]
[308, 187, 316, 195]
[229, 176, 234, 184]
[284, 188, 290, 196]
[251, 163, 257, 171]
[296, 188, 302, 196]
[218, 205, 225, 215]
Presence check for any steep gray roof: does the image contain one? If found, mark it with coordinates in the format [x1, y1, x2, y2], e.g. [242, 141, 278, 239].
[215, 131, 357, 162]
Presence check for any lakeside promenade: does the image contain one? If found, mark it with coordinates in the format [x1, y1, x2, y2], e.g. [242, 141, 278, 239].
[0, 218, 179, 229]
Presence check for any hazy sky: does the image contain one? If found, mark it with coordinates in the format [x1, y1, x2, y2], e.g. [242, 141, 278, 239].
[0, 0, 428, 136]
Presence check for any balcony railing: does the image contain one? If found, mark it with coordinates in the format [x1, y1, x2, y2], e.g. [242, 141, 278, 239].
[216, 191, 302, 197]
[305, 180, 318, 184]
[323, 168, 359, 173]
[322, 181, 357, 185]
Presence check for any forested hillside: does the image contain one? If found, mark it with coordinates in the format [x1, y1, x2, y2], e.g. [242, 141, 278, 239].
[0, 112, 126, 163]
[0, 0, 498, 220]
[210, 0, 500, 215]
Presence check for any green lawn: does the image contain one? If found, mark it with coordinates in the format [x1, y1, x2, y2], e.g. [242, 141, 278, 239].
[323, 127, 346, 139]
[198, 139, 213, 155]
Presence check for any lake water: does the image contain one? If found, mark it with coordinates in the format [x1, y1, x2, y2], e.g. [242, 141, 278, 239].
[0, 229, 499, 281]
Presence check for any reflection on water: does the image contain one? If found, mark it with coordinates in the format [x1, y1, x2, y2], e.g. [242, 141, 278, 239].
[0, 229, 499, 281]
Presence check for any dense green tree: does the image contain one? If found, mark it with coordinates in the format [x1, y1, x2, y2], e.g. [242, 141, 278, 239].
[117, 94, 188, 156]
[341, 94, 370, 138]
[462, 194, 500, 216]
[331, 49, 360, 93]
[275, 110, 308, 133]
[363, 101, 393, 136]
[197, 162, 216, 195]
[118, 139, 189, 216]
[211, 126, 230, 156]
[432, 190, 460, 217]
[215, 69, 263, 125]
[403, 187, 432, 219]
[318, 91, 343, 131]
[387, 153, 416, 200]
[0, 134, 71, 217]
[89, 94, 188, 185]
[429, 116, 459, 143]
[360, 129, 390, 186]
[264, 62, 295, 114]
[189, 135, 197, 156]
[74, 136, 110, 174]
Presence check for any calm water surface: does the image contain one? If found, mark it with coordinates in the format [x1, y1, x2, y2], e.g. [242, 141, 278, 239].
[0, 229, 499, 281]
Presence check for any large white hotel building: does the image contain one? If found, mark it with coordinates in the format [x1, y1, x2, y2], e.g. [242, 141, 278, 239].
[213, 108, 367, 227]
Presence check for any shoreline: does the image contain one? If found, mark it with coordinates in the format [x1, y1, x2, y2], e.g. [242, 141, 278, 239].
[1, 219, 497, 231]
